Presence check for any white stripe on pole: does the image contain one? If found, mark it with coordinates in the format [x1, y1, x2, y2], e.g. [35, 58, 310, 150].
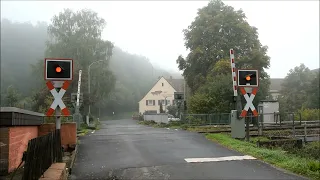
[76, 70, 82, 107]
[230, 49, 238, 96]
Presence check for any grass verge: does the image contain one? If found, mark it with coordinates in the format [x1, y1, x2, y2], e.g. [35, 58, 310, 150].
[206, 133, 320, 180]
[77, 119, 101, 136]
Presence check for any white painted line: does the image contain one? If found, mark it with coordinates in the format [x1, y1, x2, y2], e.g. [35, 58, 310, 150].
[184, 155, 256, 163]
[91, 130, 95, 134]
[175, 129, 178, 131]
[166, 128, 170, 130]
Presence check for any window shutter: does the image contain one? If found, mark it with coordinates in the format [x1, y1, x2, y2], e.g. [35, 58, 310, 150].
[146, 100, 148, 105]
[158, 100, 160, 105]
[153, 100, 155, 105]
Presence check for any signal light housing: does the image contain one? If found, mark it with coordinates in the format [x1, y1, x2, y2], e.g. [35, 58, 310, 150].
[45, 58, 73, 81]
[237, 69, 259, 87]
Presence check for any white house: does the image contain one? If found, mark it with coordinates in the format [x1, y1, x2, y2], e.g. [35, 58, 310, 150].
[138, 76, 185, 114]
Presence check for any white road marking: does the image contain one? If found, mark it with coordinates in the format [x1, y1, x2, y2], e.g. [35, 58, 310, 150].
[184, 155, 256, 163]
[175, 129, 178, 131]
[166, 128, 170, 130]
[91, 130, 95, 134]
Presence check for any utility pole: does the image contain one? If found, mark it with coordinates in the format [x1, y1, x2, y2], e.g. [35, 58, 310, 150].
[87, 60, 104, 120]
[87, 45, 113, 121]
[184, 78, 187, 115]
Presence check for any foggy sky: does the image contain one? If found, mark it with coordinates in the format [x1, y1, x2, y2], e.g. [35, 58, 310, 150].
[1, 1, 319, 78]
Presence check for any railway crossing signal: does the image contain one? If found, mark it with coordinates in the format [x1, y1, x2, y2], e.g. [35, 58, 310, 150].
[237, 69, 259, 87]
[44, 58, 73, 117]
[45, 58, 73, 81]
[237, 69, 259, 117]
[239, 87, 258, 117]
[46, 81, 71, 116]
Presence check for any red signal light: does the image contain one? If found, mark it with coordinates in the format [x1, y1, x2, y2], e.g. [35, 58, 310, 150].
[56, 66, 62, 73]
[245, 75, 251, 81]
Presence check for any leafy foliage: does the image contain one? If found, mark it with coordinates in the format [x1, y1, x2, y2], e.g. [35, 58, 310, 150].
[296, 108, 320, 121]
[177, 0, 270, 113]
[1, 12, 178, 116]
[279, 64, 319, 113]
[5, 85, 20, 107]
[177, 0, 270, 93]
[0, 19, 47, 96]
[167, 105, 178, 117]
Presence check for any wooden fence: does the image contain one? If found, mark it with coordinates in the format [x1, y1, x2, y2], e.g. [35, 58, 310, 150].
[22, 129, 63, 180]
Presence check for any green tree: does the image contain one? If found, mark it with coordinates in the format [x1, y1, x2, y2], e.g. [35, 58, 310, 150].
[279, 64, 318, 113]
[167, 105, 178, 117]
[0, 19, 47, 96]
[178, 0, 270, 113]
[5, 85, 20, 107]
[306, 69, 319, 109]
[1, 13, 179, 115]
[32, 9, 116, 114]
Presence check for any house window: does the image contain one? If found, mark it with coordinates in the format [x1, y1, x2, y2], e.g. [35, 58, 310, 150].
[146, 100, 155, 106]
[158, 100, 171, 105]
[162, 83, 164, 86]
[172, 100, 175, 105]
[158, 100, 165, 105]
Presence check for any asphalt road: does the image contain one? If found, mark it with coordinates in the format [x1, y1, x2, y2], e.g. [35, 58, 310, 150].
[70, 119, 307, 180]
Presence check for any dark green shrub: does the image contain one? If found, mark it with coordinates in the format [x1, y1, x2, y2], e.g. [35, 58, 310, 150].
[308, 161, 320, 172]
[285, 141, 320, 160]
[181, 124, 189, 130]
[168, 120, 182, 126]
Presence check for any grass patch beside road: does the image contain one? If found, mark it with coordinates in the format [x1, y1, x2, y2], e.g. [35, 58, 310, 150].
[77, 119, 101, 136]
[206, 133, 320, 180]
[138, 120, 190, 130]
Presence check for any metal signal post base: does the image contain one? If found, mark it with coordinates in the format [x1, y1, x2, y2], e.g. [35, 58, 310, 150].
[56, 106, 61, 130]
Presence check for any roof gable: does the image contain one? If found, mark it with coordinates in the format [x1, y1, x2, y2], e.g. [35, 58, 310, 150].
[166, 78, 185, 92]
[138, 76, 176, 102]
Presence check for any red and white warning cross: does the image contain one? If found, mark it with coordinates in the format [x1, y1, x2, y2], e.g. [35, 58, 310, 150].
[239, 87, 258, 117]
[46, 81, 71, 116]
[229, 49, 238, 96]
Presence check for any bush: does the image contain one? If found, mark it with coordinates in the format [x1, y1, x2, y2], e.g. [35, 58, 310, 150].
[181, 124, 189, 130]
[285, 141, 320, 160]
[158, 122, 169, 128]
[185, 116, 207, 126]
[139, 120, 157, 126]
[168, 120, 183, 126]
[296, 108, 320, 121]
